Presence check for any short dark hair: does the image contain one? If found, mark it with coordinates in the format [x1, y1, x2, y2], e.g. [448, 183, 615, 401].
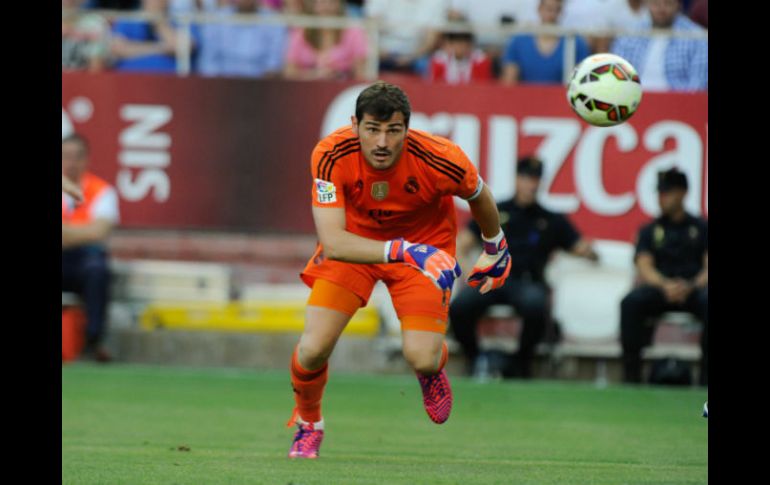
[62, 133, 90, 155]
[657, 167, 688, 192]
[355, 81, 411, 127]
[444, 31, 475, 43]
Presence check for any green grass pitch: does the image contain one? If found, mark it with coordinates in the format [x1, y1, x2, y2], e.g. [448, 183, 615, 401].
[62, 364, 707, 484]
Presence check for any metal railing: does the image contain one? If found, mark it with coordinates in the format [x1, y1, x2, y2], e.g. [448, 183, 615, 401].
[63, 8, 708, 81]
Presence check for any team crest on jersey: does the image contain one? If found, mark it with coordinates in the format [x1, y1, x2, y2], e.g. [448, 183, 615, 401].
[315, 178, 337, 204]
[404, 176, 420, 194]
[371, 181, 389, 201]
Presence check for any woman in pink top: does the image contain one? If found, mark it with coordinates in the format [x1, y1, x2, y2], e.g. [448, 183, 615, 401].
[284, 0, 369, 80]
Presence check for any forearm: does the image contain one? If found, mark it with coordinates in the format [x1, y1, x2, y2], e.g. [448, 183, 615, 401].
[692, 269, 708, 288]
[637, 265, 668, 288]
[62, 222, 112, 249]
[321, 230, 390, 264]
[467, 185, 501, 239]
[571, 239, 598, 261]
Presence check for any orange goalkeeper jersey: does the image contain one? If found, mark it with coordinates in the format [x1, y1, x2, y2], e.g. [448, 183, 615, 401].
[310, 126, 482, 256]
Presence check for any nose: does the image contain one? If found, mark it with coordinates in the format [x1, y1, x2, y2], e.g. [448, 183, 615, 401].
[375, 132, 387, 148]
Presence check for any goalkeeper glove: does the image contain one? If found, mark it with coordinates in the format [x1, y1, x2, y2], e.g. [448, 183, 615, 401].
[467, 230, 511, 294]
[385, 238, 462, 291]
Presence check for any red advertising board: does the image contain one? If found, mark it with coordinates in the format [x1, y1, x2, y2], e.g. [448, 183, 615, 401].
[62, 72, 707, 242]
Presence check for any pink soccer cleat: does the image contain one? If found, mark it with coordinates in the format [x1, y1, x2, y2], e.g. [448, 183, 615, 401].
[288, 420, 324, 459]
[416, 369, 453, 424]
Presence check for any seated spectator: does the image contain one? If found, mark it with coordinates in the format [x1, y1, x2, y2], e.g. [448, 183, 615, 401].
[448, 0, 538, 76]
[500, 0, 591, 85]
[62, 134, 121, 363]
[619, 168, 707, 385]
[427, 31, 493, 84]
[611, 0, 707, 91]
[110, 0, 199, 73]
[196, 0, 288, 78]
[283, 0, 368, 81]
[62, 0, 111, 72]
[365, 0, 449, 75]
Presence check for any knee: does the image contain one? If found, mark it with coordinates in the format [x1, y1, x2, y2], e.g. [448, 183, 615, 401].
[298, 338, 334, 370]
[402, 342, 441, 374]
[621, 288, 651, 312]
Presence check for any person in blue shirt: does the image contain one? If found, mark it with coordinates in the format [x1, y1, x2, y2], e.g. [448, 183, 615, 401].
[611, 0, 707, 92]
[110, 0, 199, 74]
[195, 0, 288, 78]
[500, 0, 591, 85]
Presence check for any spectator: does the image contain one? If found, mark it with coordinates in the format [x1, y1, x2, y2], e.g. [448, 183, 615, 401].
[447, 0, 538, 75]
[427, 31, 493, 84]
[620, 168, 707, 386]
[365, 0, 449, 75]
[687, 0, 706, 28]
[62, 134, 121, 363]
[62, 0, 111, 72]
[449, 157, 598, 379]
[196, 0, 288, 78]
[611, 0, 707, 91]
[559, 0, 649, 54]
[283, 0, 368, 81]
[500, 0, 591, 85]
[110, 0, 199, 73]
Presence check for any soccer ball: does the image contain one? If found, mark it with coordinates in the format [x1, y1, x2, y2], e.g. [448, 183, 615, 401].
[566, 53, 642, 127]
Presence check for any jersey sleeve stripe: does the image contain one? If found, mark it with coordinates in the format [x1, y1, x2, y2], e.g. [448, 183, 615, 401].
[316, 137, 358, 180]
[408, 147, 463, 184]
[407, 137, 466, 179]
[323, 146, 361, 180]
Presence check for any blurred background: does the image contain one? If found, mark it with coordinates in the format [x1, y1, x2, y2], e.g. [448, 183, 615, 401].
[61, 0, 708, 386]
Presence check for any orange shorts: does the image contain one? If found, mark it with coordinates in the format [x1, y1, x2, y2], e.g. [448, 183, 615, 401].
[301, 246, 450, 334]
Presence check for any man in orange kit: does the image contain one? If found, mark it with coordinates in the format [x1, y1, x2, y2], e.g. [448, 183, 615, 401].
[287, 81, 511, 458]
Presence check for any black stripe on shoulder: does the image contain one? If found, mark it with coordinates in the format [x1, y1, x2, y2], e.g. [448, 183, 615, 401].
[408, 147, 462, 184]
[408, 138, 465, 179]
[316, 137, 358, 180]
[407, 136, 466, 176]
[324, 146, 361, 181]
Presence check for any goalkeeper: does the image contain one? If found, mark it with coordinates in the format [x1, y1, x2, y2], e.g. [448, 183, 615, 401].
[450, 156, 599, 380]
[287, 81, 511, 459]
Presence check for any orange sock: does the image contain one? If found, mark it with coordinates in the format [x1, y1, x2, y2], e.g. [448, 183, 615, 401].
[288, 347, 328, 425]
[438, 341, 448, 371]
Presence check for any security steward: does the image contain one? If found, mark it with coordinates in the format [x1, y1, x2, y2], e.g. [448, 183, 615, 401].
[620, 167, 708, 386]
[450, 156, 598, 379]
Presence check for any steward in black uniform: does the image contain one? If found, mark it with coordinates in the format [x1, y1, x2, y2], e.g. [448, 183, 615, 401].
[621, 168, 708, 386]
[450, 156, 598, 378]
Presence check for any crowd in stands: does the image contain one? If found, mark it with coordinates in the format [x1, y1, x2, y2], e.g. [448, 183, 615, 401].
[63, 0, 707, 90]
